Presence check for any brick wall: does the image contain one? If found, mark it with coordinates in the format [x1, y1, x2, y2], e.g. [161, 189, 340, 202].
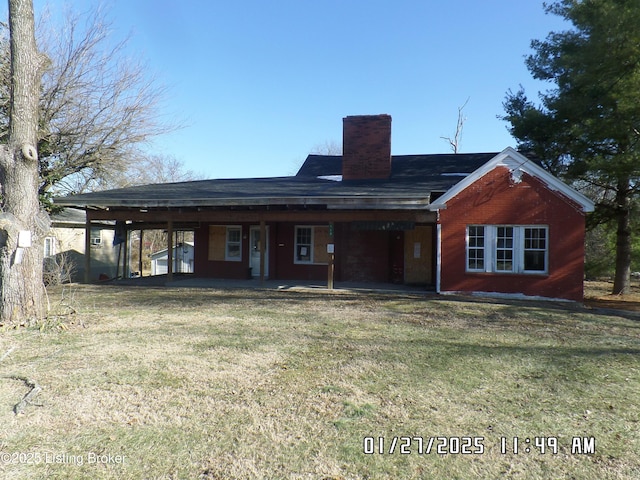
[439, 166, 587, 301]
[336, 225, 390, 282]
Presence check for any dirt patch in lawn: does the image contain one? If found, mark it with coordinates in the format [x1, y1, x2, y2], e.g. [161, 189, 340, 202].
[584, 280, 640, 313]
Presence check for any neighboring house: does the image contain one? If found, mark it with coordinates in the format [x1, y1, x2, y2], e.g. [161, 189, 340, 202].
[54, 115, 594, 300]
[151, 242, 195, 275]
[48, 208, 118, 282]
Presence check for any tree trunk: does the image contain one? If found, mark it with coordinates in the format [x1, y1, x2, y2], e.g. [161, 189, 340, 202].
[0, 0, 48, 325]
[612, 178, 632, 295]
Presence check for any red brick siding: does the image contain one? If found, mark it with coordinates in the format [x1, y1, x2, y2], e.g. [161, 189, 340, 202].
[273, 223, 328, 281]
[336, 225, 390, 282]
[439, 166, 586, 301]
[193, 223, 253, 279]
[342, 115, 392, 180]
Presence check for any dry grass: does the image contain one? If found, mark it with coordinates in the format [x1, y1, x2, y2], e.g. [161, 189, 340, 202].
[0, 283, 639, 479]
[585, 279, 640, 312]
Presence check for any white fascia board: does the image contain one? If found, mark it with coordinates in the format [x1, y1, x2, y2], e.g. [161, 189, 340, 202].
[428, 147, 595, 213]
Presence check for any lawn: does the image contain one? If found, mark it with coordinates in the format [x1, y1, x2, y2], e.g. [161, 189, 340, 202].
[1, 283, 639, 479]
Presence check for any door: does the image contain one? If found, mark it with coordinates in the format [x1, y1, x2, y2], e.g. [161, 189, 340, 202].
[404, 226, 433, 285]
[250, 226, 269, 278]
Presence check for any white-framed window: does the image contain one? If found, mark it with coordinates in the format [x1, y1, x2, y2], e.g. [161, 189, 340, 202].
[90, 228, 102, 246]
[466, 225, 548, 274]
[225, 226, 242, 261]
[293, 225, 331, 265]
[44, 236, 56, 258]
[466, 225, 485, 272]
[523, 227, 547, 272]
[495, 226, 514, 272]
[295, 226, 313, 264]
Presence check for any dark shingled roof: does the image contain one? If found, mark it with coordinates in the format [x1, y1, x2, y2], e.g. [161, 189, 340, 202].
[296, 153, 497, 178]
[54, 153, 499, 209]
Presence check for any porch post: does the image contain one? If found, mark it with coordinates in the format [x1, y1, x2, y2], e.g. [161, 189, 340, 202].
[167, 219, 174, 283]
[259, 219, 266, 283]
[436, 223, 442, 294]
[138, 229, 144, 277]
[327, 222, 335, 289]
[123, 227, 129, 278]
[84, 214, 91, 283]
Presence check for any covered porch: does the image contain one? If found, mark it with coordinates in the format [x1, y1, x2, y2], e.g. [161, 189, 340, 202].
[82, 206, 438, 289]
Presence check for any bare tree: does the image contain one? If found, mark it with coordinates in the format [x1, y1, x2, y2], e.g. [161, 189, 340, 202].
[106, 153, 203, 189]
[441, 98, 470, 154]
[0, 5, 176, 206]
[310, 139, 342, 156]
[0, 0, 49, 324]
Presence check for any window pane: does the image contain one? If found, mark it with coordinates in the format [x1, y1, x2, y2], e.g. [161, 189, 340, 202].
[44, 237, 55, 257]
[296, 245, 311, 262]
[496, 249, 513, 271]
[524, 251, 545, 271]
[297, 228, 311, 245]
[295, 227, 313, 262]
[495, 227, 514, 271]
[467, 226, 485, 271]
[226, 227, 242, 260]
[524, 228, 547, 271]
[228, 229, 240, 243]
[227, 244, 241, 258]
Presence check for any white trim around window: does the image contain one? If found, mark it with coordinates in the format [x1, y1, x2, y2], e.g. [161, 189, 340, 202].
[44, 236, 57, 258]
[225, 226, 242, 261]
[466, 225, 548, 274]
[294, 226, 313, 264]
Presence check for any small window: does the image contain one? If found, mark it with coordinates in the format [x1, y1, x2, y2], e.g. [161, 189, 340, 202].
[225, 227, 242, 261]
[295, 227, 313, 263]
[467, 226, 485, 271]
[90, 228, 102, 246]
[44, 236, 56, 258]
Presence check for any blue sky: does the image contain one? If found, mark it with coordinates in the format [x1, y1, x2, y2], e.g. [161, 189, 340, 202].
[25, 1, 568, 179]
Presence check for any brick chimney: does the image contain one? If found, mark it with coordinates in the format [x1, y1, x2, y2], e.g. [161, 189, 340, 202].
[342, 114, 392, 180]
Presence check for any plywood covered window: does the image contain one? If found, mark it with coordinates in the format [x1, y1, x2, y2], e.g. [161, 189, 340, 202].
[294, 226, 330, 265]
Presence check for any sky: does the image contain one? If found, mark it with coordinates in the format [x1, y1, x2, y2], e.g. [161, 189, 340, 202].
[17, 1, 568, 180]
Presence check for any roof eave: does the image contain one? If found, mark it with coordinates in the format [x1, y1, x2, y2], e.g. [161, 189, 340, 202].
[54, 195, 432, 210]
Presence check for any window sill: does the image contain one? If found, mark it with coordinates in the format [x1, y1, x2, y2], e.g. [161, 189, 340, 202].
[465, 271, 549, 277]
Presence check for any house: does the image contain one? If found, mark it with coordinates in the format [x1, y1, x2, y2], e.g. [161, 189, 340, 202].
[151, 242, 195, 275]
[54, 115, 594, 300]
[47, 208, 118, 282]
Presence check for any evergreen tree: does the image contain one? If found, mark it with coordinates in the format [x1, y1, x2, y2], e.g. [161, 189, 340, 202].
[503, 0, 640, 294]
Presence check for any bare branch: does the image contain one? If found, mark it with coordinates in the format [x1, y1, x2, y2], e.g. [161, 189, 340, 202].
[0, 346, 15, 363]
[0, 5, 180, 204]
[441, 97, 470, 154]
[5, 375, 42, 414]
